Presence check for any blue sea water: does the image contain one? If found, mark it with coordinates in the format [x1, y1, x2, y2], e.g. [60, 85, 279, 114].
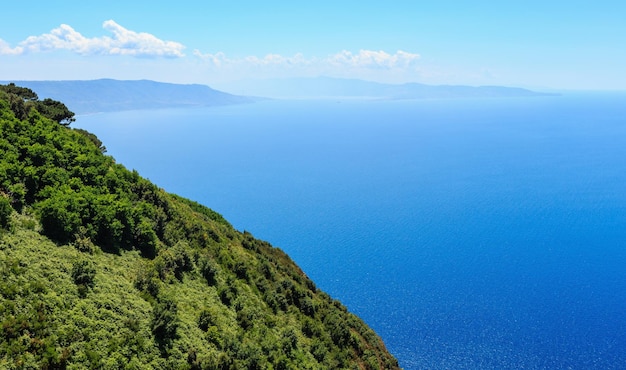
[76, 93, 626, 369]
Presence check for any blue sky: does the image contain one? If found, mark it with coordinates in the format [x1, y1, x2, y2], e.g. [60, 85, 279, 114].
[0, 1, 624, 90]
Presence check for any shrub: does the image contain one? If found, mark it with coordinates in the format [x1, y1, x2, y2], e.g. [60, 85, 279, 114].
[72, 259, 96, 297]
[198, 309, 217, 331]
[134, 218, 158, 258]
[73, 226, 96, 254]
[134, 264, 162, 299]
[299, 296, 316, 317]
[152, 297, 179, 348]
[0, 194, 11, 229]
[199, 257, 219, 286]
[71, 260, 96, 287]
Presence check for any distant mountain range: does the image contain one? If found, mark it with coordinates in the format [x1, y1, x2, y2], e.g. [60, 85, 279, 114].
[2, 79, 255, 114]
[221, 76, 556, 99]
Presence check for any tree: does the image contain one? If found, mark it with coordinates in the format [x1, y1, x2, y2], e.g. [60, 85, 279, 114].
[0, 83, 38, 120]
[35, 98, 75, 126]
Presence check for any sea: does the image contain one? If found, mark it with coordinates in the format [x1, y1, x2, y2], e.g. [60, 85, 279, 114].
[76, 93, 626, 369]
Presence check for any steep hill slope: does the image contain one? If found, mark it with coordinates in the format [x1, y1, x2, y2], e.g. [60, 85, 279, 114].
[0, 85, 399, 369]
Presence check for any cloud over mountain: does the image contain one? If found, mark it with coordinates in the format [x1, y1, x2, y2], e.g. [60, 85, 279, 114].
[0, 20, 185, 58]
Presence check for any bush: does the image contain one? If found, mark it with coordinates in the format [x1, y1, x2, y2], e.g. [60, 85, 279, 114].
[0, 194, 11, 229]
[134, 218, 158, 258]
[72, 259, 96, 297]
[71, 260, 96, 287]
[152, 297, 179, 348]
[198, 308, 217, 331]
[134, 264, 162, 299]
[37, 188, 85, 244]
[199, 257, 219, 286]
[299, 296, 316, 317]
[73, 226, 96, 254]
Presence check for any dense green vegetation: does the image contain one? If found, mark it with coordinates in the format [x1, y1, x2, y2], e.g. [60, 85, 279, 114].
[0, 85, 399, 369]
[0, 83, 75, 125]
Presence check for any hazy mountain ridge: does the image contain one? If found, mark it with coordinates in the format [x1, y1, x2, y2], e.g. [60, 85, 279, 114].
[1, 79, 554, 115]
[222, 76, 556, 99]
[1, 79, 256, 114]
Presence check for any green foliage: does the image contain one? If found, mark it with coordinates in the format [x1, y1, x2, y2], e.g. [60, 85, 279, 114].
[134, 261, 162, 299]
[37, 185, 86, 244]
[35, 98, 76, 126]
[74, 128, 107, 153]
[71, 259, 96, 288]
[0, 83, 38, 101]
[72, 258, 96, 297]
[153, 242, 193, 281]
[0, 83, 74, 125]
[0, 193, 11, 229]
[0, 86, 400, 369]
[152, 296, 179, 349]
[198, 255, 219, 286]
[197, 308, 217, 331]
[73, 226, 97, 254]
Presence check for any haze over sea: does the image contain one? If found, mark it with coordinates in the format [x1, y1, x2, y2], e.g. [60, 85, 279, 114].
[76, 93, 626, 369]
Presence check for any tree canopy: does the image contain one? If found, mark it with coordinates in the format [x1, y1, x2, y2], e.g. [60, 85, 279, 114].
[0, 83, 75, 125]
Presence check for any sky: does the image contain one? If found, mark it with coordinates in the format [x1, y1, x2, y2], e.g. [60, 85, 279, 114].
[0, 1, 624, 90]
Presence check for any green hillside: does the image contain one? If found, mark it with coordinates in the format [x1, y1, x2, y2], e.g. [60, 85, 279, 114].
[0, 84, 400, 369]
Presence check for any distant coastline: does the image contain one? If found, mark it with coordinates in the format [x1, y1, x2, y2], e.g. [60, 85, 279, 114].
[218, 76, 558, 100]
[0, 79, 256, 114]
[1, 78, 558, 115]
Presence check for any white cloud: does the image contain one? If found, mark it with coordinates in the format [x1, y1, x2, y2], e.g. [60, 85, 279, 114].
[1, 20, 185, 58]
[193, 49, 419, 70]
[193, 50, 232, 67]
[191, 49, 423, 83]
[194, 50, 312, 68]
[2, 23, 422, 83]
[0, 39, 23, 55]
[328, 50, 420, 69]
[101, 20, 185, 57]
